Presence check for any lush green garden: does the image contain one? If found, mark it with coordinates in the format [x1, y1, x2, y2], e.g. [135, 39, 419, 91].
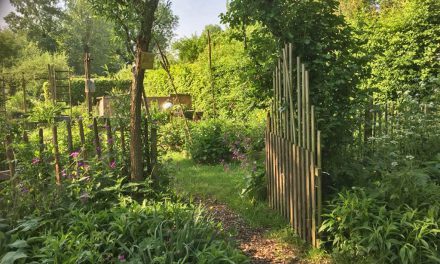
[1, 0, 440, 263]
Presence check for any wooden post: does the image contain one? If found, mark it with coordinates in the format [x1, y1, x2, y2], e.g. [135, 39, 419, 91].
[39, 128, 44, 161]
[78, 118, 86, 161]
[93, 118, 101, 158]
[106, 118, 114, 164]
[66, 119, 73, 162]
[52, 125, 61, 185]
[84, 52, 93, 116]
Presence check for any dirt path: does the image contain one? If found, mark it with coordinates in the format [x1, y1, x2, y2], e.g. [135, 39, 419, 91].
[200, 198, 302, 264]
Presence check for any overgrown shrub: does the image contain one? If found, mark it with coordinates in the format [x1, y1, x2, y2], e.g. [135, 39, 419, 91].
[187, 116, 265, 164]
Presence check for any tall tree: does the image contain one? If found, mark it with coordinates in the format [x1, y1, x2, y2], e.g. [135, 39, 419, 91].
[89, 0, 161, 181]
[61, 0, 122, 75]
[5, 0, 65, 52]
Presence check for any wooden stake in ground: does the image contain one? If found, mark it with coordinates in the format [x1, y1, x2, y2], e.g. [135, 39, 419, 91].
[52, 126, 61, 185]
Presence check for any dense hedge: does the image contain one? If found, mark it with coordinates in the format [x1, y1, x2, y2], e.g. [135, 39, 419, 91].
[70, 78, 131, 104]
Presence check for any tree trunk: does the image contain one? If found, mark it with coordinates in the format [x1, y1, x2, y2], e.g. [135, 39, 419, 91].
[130, 0, 160, 181]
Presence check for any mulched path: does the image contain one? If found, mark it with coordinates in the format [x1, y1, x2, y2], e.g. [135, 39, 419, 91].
[199, 198, 303, 264]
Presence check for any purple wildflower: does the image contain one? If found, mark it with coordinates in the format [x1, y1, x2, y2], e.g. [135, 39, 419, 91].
[32, 157, 40, 165]
[62, 169, 67, 177]
[110, 161, 116, 169]
[70, 151, 80, 158]
[118, 255, 126, 262]
[77, 161, 84, 168]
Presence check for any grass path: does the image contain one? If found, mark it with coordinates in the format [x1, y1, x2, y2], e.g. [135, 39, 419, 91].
[168, 152, 328, 263]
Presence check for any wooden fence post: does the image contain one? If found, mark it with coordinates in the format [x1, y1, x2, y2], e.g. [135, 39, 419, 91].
[66, 119, 73, 162]
[93, 118, 101, 158]
[106, 118, 114, 164]
[39, 128, 44, 161]
[52, 125, 61, 185]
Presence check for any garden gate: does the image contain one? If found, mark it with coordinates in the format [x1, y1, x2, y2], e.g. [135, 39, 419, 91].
[265, 44, 322, 247]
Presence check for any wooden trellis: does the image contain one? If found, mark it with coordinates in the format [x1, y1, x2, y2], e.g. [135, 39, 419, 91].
[265, 44, 322, 247]
[48, 65, 73, 116]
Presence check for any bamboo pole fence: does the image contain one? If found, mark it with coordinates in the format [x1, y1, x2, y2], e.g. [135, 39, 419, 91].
[265, 44, 322, 247]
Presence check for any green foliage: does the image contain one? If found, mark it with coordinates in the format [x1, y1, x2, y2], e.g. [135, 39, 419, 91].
[0, 200, 247, 263]
[188, 119, 231, 164]
[160, 118, 187, 152]
[5, 0, 65, 52]
[321, 186, 440, 264]
[69, 78, 131, 104]
[360, 0, 440, 100]
[60, 0, 123, 75]
[222, 0, 360, 172]
[145, 28, 261, 119]
[0, 30, 26, 68]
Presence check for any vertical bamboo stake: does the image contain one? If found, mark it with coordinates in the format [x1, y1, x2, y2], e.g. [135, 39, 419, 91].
[316, 130, 322, 236]
[305, 70, 311, 242]
[52, 125, 61, 185]
[297, 58, 302, 148]
[301, 64, 306, 148]
[93, 118, 101, 158]
[311, 106, 317, 247]
[266, 113, 271, 207]
[288, 47, 296, 145]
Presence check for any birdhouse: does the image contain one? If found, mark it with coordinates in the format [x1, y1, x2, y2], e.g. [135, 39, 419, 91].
[140, 52, 155, 70]
[96, 96, 113, 117]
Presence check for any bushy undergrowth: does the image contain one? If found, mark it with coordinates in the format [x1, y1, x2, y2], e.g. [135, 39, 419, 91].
[0, 200, 247, 263]
[321, 94, 440, 263]
[187, 117, 264, 164]
[0, 111, 247, 263]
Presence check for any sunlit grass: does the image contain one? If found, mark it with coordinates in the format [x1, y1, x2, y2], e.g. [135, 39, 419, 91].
[167, 151, 333, 262]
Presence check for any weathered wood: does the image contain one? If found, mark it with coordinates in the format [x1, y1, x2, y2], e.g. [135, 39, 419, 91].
[106, 118, 114, 164]
[39, 128, 44, 160]
[52, 125, 61, 185]
[93, 118, 101, 158]
[66, 120, 73, 162]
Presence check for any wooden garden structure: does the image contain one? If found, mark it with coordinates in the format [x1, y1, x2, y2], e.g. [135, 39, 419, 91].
[265, 44, 322, 247]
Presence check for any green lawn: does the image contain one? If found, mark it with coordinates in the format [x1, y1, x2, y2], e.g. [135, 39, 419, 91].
[169, 151, 288, 228]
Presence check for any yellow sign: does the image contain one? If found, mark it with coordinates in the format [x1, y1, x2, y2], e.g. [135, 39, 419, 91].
[141, 52, 155, 69]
